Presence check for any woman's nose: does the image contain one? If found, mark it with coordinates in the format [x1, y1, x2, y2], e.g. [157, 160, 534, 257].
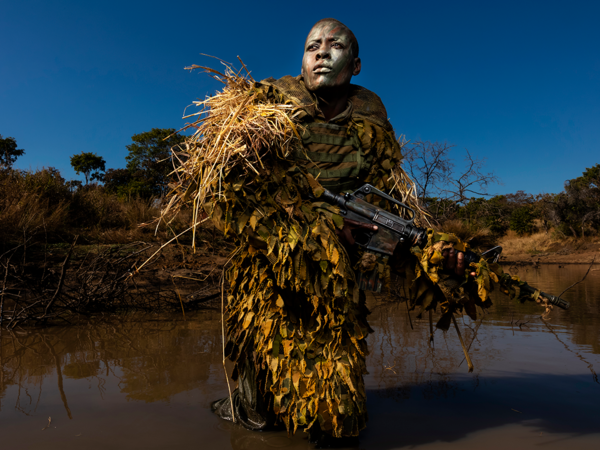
[316, 48, 330, 60]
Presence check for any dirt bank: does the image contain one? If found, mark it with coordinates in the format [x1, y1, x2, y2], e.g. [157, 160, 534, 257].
[498, 231, 600, 265]
[0, 227, 233, 328]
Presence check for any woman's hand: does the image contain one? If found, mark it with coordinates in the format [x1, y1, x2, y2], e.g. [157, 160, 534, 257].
[336, 219, 378, 247]
[442, 247, 476, 277]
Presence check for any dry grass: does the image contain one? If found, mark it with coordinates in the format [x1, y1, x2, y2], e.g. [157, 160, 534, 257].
[498, 230, 561, 255]
[0, 191, 69, 238]
[161, 61, 304, 245]
[0, 168, 196, 247]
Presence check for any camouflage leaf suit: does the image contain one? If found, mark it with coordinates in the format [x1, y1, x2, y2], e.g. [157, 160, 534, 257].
[210, 74, 408, 438]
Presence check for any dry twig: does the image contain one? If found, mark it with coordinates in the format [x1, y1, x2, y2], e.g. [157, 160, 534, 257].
[557, 256, 596, 298]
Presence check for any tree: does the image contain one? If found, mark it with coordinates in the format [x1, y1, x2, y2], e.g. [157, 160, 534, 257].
[70, 152, 106, 184]
[402, 141, 454, 205]
[0, 134, 25, 168]
[549, 164, 600, 236]
[509, 206, 536, 235]
[124, 128, 186, 197]
[403, 141, 500, 222]
[103, 168, 133, 195]
[443, 150, 500, 206]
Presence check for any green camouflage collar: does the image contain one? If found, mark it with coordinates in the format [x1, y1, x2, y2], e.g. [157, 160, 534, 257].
[259, 75, 393, 131]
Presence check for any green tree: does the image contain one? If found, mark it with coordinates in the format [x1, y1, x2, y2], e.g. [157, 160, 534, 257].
[509, 206, 536, 235]
[70, 152, 106, 184]
[0, 134, 25, 168]
[551, 164, 600, 236]
[124, 128, 186, 197]
[103, 168, 132, 195]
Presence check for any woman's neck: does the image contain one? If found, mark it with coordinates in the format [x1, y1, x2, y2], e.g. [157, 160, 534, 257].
[314, 86, 349, 121]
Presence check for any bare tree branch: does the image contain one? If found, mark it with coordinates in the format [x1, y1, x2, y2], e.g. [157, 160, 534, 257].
[403, 142, 500, 222]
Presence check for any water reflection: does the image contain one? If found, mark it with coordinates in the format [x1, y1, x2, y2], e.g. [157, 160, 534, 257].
[0, 315, 223, 419]
[1, 265, 599, 449]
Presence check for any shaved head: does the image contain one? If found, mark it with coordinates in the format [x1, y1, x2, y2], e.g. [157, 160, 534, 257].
[307, 18, 359, 58]
[301, 18, 362, 93]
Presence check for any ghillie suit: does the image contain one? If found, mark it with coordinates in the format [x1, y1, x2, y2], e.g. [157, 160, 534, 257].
[404, 230, 555, 331]
[162, 64, 550, 438]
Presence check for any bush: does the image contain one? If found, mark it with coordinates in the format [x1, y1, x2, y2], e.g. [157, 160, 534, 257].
[509, 206, 537, 236]
[0, 168, 71, 240]
[548, 165, 600, 237]
[0, 167, 187, 246]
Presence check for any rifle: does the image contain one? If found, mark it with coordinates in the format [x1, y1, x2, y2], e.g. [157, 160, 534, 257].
[320, 184, 570, 310]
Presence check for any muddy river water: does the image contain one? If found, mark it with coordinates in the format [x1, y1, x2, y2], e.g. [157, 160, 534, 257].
[1, 264, 599, 449]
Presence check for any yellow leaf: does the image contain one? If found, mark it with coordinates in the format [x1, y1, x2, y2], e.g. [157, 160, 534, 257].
[320, 261, 328, 272]
[242, 311, 254, 329]
[331, 247, 340, 265]
[282, 339, 294, 356]
[276, 295, 285, 308]
[262, 319, 273, 337]
[430, 250, 443, 265]
[249, 214, 258, 231]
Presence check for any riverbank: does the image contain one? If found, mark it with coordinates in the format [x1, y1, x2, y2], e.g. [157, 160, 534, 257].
[0, 224, 232, 328]
[3, 225, 599, 328]
[498, 231, 600, 265]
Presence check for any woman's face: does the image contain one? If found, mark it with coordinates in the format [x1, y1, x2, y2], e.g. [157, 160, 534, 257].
[301, 22, 361, 93]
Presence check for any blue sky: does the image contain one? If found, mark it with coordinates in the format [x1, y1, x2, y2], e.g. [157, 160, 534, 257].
[1, 0, 598, 196]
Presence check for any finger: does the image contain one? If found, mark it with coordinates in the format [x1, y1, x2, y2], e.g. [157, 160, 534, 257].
[343, 219, 377, 229]
[345, 220, 378, 231]
[447, 248, 456, 270]
[343, 219, 365, 227]
[470, 272, 476, 277]
[361, 223, 378, 231]
[442, 249, 449, 269]
[455, 251, 465, 276]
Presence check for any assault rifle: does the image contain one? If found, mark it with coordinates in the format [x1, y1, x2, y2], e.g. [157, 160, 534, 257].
[320, 184, 570, 310]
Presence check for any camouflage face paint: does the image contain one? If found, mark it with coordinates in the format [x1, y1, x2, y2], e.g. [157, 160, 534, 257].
[301, 21, 361, 93]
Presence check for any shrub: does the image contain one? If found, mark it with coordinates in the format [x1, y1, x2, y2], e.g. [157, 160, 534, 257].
[0, 167, 180, 245]
[509, 206, 537, 236]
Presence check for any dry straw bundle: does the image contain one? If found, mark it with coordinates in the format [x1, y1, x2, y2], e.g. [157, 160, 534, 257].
[160, 59, 304, 244]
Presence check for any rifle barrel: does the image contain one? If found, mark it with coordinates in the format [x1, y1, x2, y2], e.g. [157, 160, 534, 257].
[520, 284, 570, 310]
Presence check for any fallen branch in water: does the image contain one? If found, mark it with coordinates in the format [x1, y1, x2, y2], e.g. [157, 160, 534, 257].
[42, 235, 78, 318]
[557, 256, 596, 299]
[0, 235, 226, 328]
[458, 309, 486, 368]
[541, 318, 599, 385]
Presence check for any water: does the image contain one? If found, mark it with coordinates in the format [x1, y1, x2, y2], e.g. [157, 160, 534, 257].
[1, 264, 599, 449]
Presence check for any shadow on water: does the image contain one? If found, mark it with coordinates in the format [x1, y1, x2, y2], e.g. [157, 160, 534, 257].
[220, 373, 600, 450]
[364, 372, 600, 450]
[0, 264, 599, 449]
